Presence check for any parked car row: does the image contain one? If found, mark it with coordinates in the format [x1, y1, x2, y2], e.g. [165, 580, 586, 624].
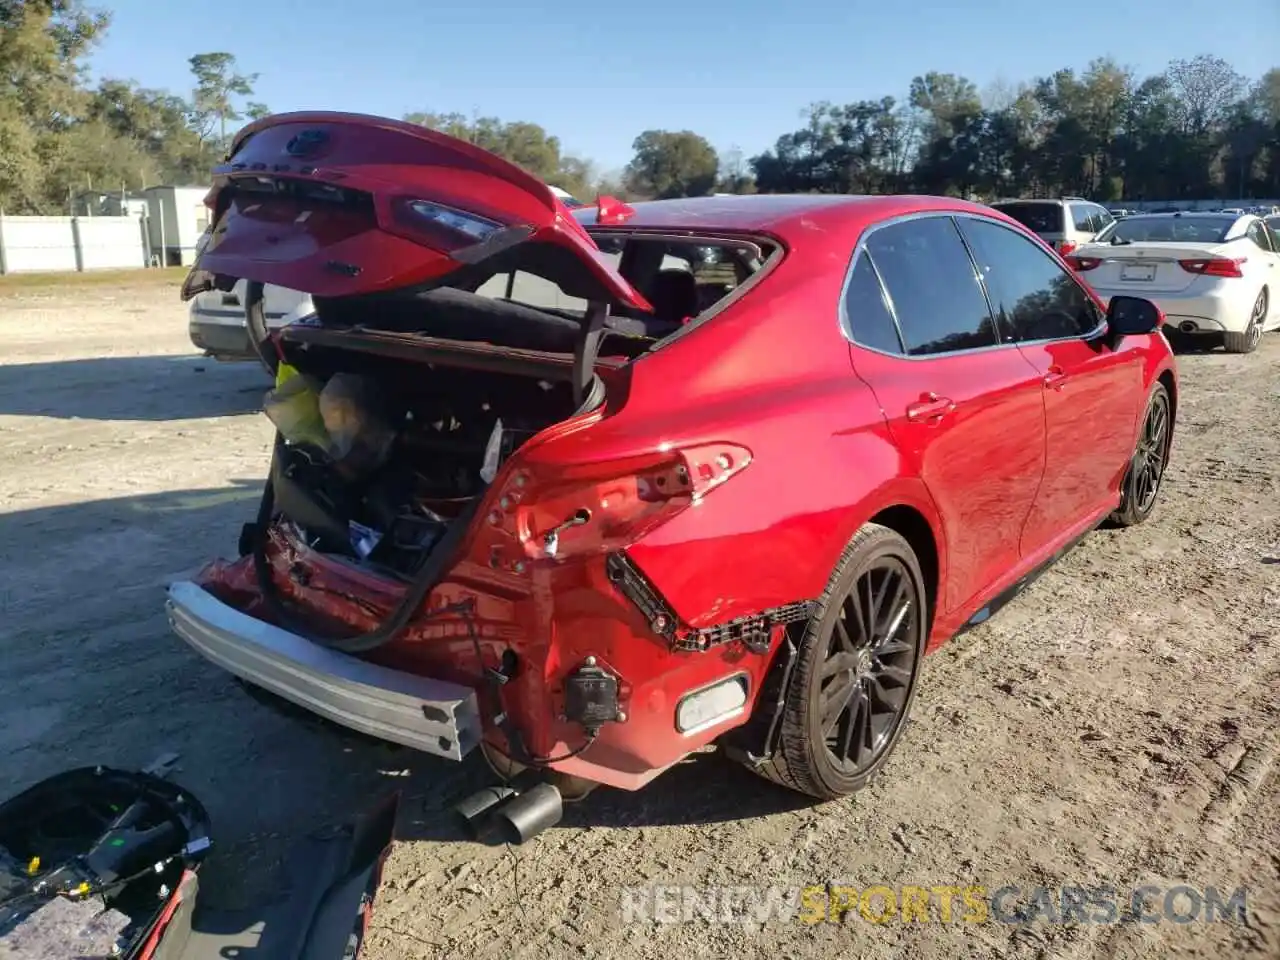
[987, 199, 1280, 354]
[169, 112, 1178, 839]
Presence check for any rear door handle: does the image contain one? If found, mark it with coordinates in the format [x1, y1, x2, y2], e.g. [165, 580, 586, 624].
[906, 392, 955, 422]
[1043, 366, 1069, 391]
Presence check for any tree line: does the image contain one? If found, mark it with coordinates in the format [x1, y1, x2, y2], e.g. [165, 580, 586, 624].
[2, 1, 1277, 217]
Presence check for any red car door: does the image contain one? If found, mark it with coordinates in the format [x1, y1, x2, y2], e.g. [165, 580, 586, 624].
[954, 216, 1146, 553]
[844, 214, 1048, 617]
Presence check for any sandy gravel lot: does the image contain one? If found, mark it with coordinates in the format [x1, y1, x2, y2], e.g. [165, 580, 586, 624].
[0, 277, 1276, 959]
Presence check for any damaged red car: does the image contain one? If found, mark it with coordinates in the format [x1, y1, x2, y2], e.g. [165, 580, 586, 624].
[168, 112, 1178, 843]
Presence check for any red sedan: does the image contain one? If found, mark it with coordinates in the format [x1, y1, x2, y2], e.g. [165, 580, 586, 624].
[169, 113, 1177, 842]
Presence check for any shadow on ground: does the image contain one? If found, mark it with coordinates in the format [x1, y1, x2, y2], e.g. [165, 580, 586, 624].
[0, 354, 267, 421]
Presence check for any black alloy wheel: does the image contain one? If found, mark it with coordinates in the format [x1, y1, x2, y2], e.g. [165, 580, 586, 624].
[749, 523, 928, 800]
[1109, 382, 1172, 527]
[818, 556, 921, 776]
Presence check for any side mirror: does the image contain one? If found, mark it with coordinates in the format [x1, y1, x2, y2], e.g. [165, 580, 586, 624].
[1106, 295, 1164, 336]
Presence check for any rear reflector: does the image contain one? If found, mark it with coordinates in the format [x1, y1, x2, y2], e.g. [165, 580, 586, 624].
[675, 675, 749, 734]
[1178, 257, 1246, 278]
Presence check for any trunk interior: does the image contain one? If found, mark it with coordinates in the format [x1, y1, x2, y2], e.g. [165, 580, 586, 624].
[260, 291, 612, 584]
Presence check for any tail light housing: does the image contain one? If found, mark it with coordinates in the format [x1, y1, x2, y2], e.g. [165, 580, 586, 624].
[1066, 255, 1102, 272]
[481, 443, 752, 567]
[1178, 257, 1246, 278]
[1058, 240, 1078, 256]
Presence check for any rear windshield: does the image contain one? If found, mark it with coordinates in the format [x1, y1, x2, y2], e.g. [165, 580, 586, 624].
[1095, 215, 1234, 244]
[990, 202, 1064, 234]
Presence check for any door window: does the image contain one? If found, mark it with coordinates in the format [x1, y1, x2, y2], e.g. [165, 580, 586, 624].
[957, 217, 1102, 343]
[863, 216, 1000, 355]
[1069, 203, 1095, 232]
[841, 254, 903, 354]
[1247, 221, 1274, 252]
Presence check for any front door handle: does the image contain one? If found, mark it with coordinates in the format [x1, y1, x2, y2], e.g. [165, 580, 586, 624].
[1043, 366, 1069, 391]
[906, 392, 956, 422]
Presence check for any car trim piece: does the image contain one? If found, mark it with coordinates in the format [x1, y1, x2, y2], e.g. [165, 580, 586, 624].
[837, 209, 1108, 361]
[165, 580, 482, 760]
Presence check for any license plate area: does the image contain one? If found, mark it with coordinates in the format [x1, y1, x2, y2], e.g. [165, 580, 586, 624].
[1120, 263, 1156, 282]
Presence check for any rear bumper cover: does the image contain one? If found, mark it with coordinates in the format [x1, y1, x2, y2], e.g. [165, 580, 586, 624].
[187, 315, 257, 360]
[1090, 285, 1246, 332]
[165, 580, 481, 760]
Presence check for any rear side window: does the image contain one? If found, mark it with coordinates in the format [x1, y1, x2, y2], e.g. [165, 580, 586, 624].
[1247, 221, 1273, 252]
[865, 217, 999, 356]
[1070, 203, 1094, 232]
[957, 217, 1101, 343]
[991, 202, 1063, 235]
[842, 255, 902, 354]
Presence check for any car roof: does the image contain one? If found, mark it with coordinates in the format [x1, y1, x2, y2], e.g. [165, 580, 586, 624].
[572, 193, 1001, 237]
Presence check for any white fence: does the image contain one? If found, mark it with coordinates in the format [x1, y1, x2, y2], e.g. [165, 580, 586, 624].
[0, 215, 148, 275]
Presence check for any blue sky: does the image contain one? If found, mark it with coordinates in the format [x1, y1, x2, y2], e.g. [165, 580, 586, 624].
[89, 0, 1278, 175]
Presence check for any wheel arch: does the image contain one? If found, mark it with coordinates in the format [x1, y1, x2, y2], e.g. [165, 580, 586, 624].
[867, 504, 940, 638]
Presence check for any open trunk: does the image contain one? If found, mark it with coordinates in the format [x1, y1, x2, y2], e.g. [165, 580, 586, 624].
[179, 111, 774, 659]
[257, 310, 602, 586]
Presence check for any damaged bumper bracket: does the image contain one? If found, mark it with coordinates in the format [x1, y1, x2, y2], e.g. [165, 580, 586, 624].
[165, 580, 481, 760]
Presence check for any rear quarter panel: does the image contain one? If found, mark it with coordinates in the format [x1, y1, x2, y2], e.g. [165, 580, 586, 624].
[524, 236, 947, 630]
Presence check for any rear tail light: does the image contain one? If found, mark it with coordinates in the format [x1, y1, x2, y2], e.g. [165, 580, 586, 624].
[387, 196, 532, 260]
[482, 443, 752, 566]
[1058, 240, 1078, 256]
[1178, 257, 1246, 278]
[1066, 255, 1102, 272]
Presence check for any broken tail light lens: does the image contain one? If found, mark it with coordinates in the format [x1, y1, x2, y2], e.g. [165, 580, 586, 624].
[486, 443, 752, 563]
[1058, 240, 1078, 256]
[1177, 257, 1246, 278]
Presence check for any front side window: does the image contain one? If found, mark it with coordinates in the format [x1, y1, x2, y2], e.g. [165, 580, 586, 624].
[864, 216, 999, 356]
[957, 217, 1101, 343]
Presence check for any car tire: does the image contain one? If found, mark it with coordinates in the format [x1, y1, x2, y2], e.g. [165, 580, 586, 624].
[1222, 288, 1266, 354]
[749, 523, 928, 800]
[1108, 381, 1172, 528]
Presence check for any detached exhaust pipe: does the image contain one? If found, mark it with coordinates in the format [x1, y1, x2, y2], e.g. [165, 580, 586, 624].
[452, 778, 564, 845]
[491, 782, 563, 844]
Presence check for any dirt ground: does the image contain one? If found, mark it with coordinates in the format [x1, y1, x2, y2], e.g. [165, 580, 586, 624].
[0, 278, 1276, 960]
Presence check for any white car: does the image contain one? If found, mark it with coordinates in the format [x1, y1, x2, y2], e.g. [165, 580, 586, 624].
[187, 279, 315, 371]
[1067, 211, 1280, 354]
[187, 186, 587, 371]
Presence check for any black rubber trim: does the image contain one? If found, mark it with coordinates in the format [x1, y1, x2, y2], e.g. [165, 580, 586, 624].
[251, 435, 482, 654]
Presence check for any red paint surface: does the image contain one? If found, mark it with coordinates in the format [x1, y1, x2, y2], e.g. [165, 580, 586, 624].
[191, 120, 1177, 791]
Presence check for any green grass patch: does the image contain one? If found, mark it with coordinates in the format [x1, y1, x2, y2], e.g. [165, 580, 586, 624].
[0, 266, 188, 295]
